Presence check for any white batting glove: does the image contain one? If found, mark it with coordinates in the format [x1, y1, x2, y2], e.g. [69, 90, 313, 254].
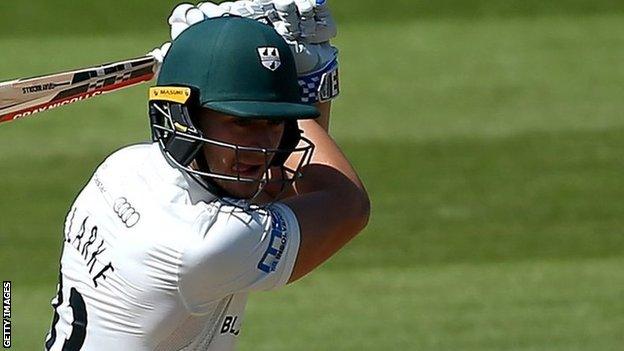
[169, 2, 229, 40]
[271, 0, 336, 44]
[269, 0, 339, 103]
[146, 42, 172, 80]
[223, 0, 338, 103]
[155, 1, 340, 103]
[147, 2, 229, 76]
[228, 1, 266, 19]
[147, 42, 172, 63]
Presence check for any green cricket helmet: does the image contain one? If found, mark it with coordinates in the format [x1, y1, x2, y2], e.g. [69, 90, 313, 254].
[148, 16, 318, 200]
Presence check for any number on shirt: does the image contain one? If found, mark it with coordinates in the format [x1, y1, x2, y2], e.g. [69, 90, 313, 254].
[45, 273, 88, 350]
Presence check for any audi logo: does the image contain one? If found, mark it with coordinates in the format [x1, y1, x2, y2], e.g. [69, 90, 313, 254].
[113, 197, 140, 228]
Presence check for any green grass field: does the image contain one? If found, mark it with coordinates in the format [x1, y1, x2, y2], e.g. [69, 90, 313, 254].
[1, 8, 624, 351]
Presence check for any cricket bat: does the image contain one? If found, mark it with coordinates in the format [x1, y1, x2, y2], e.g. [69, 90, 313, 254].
[0, 56, 157, 125]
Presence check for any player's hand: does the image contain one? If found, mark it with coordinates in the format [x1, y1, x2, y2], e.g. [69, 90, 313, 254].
[270, 0, 337, 71]
[150, 2, 256, 58]
[147, 2, 228, 74]
[168, 2, 233, 40]
[157, 1, 340, 103]
[148, 2, 230, 61]
[225, 0, 340, 102]
[224, 0, 339, 103]
[268, 0, 339, 103]
[146, 42, 172, 80]
[147, 42, 172, 64]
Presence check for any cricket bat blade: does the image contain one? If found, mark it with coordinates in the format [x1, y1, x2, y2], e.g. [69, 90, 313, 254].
[0, 56, 157, 125]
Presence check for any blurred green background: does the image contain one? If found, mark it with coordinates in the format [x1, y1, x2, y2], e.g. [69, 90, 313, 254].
[1, 1, 624, 350]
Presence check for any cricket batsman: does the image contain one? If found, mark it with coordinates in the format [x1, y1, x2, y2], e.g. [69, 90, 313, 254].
[44, 1, 369, 350]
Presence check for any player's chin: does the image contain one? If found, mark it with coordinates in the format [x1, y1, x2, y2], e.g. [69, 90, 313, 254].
[219, 179, 263, 200]
[213, 163, 269, 199]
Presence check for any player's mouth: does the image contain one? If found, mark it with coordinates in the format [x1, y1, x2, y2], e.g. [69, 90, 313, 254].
[232, 162, 263, 178]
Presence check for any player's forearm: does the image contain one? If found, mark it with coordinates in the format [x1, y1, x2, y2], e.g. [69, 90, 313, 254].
[291, 119, 369, 226]
[284, 118, 370, 282]
[293, 100, 366, 206]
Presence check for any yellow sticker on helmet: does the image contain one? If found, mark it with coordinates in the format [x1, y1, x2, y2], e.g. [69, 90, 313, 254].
[149, 87, 191, 104]
[173, 122, 189, 133]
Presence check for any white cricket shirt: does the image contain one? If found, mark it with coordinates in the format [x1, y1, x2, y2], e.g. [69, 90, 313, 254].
[44, 143, 300, 351]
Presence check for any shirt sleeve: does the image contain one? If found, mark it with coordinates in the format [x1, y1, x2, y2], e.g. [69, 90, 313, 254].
[177, 202, 300, 314]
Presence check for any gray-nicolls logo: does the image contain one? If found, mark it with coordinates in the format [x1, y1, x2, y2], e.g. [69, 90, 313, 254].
[257, 47, 281, 71]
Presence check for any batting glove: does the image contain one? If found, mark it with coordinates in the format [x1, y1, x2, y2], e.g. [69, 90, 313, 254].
[146, 3, 228, 76]
[269, 0, 339, 103]
[153, 0, 340, 103]
[223, 0, 339, 103]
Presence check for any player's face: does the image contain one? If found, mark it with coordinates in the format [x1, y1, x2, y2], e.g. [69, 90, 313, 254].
[195, 109, 286, 198]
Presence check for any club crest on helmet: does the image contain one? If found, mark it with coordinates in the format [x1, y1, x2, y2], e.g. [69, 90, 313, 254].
[257, 47, 281, 71]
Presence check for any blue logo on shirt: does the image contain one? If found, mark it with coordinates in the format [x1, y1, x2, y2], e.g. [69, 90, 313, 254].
[257, 211, 288, 273]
